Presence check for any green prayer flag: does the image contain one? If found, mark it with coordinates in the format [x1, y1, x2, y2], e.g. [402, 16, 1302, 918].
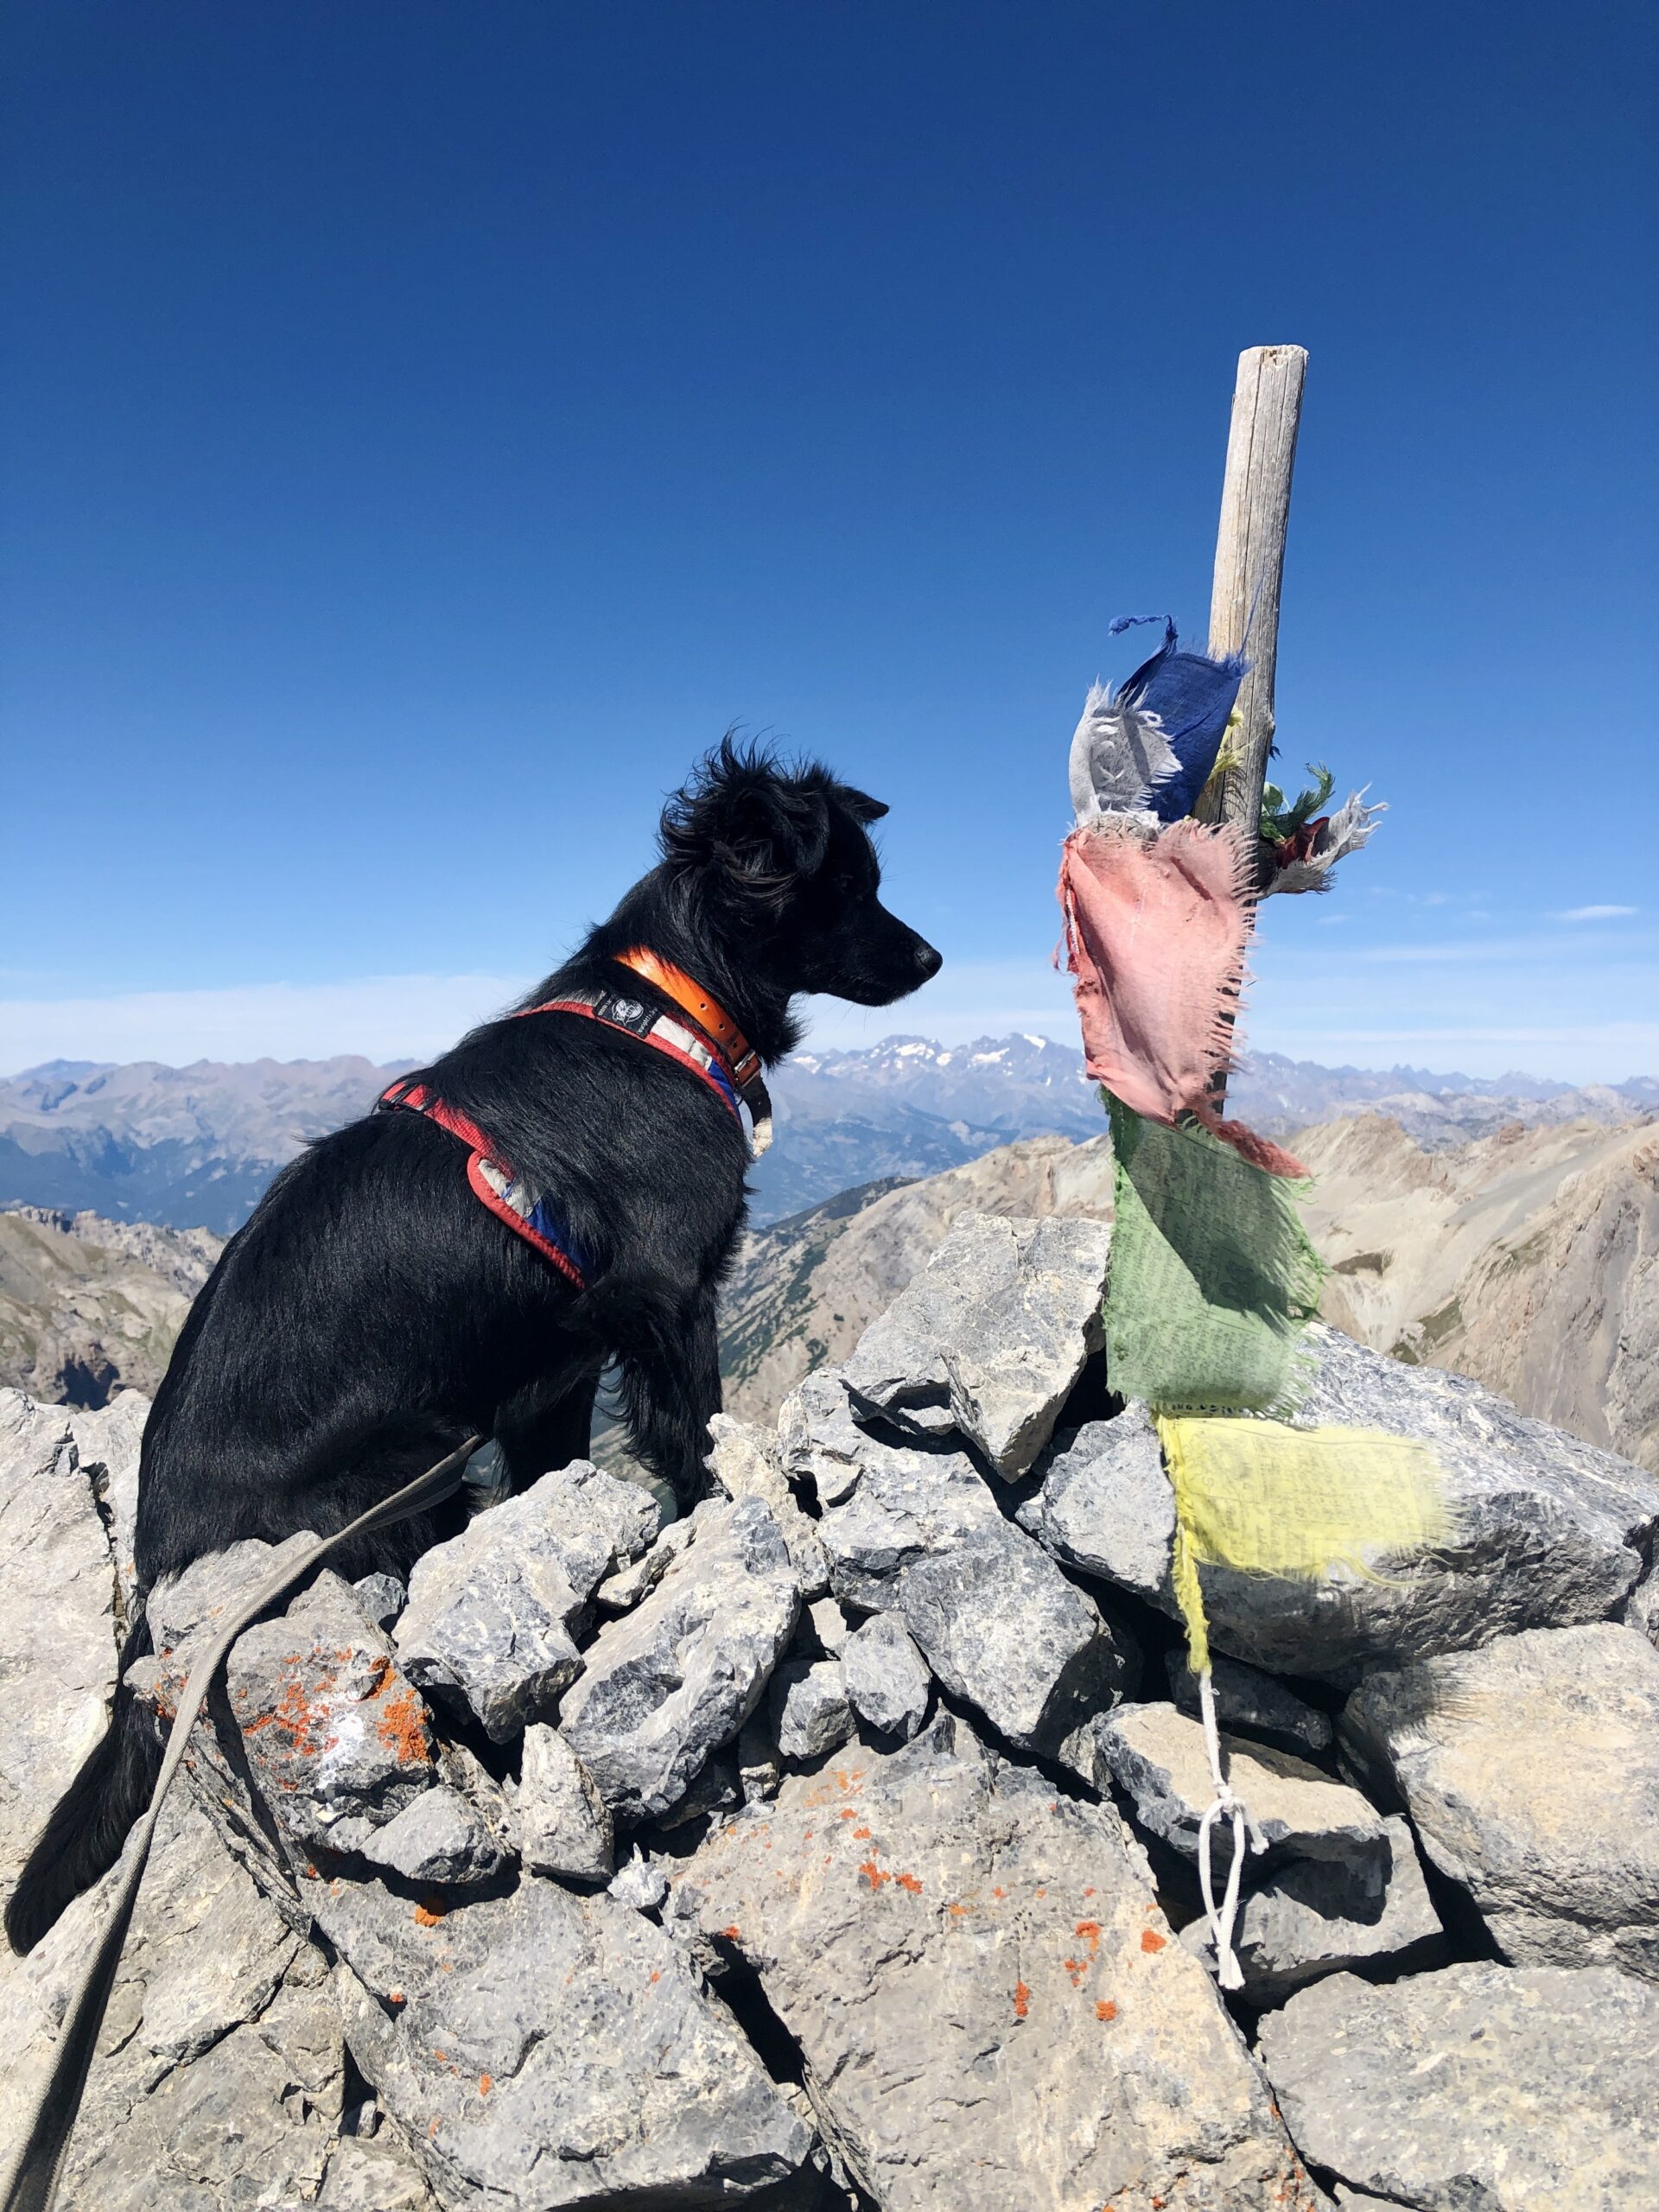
[1103, 1093, 1325, 1418]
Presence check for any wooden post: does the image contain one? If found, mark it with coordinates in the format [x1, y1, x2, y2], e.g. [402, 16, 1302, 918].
[1198, 343, 1306, 1109]
[1198, 345, 1307, 840]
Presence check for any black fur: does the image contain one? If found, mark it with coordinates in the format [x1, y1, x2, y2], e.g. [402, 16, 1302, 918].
[4, 740, 939, 1955]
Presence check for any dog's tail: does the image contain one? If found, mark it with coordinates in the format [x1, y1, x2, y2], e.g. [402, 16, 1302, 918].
[5, 1613, 161, 1956]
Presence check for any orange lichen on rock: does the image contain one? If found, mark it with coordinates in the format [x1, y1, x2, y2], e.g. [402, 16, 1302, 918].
[376, 1686, 432, 1768]
[1013, 1980, 1031, 2020]
[896, 1872, 923, 1895]
[859, 1859, 891, 1890]
[852, 1826, 871, 1840]
[1096, 1999, 1117, 2022]
[414, 1899, 448, 1928]
[1075, 1919, 1101, 1957]
[721, 1924, 741, 1940]
[479, 2075, 493, 2096]
[1141, 1928, 1166, 1954]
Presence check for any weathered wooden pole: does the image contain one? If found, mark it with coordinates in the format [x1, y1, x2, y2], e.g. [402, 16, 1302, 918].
[1198, 343, 1306, 1109]
[1197, 344, 1307, 842]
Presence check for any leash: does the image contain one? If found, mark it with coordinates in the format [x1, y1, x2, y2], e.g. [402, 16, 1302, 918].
[0, 1433, 483, 2212]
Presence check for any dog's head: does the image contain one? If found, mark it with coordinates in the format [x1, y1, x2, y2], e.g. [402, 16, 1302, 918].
[660, 738, 941, 1006]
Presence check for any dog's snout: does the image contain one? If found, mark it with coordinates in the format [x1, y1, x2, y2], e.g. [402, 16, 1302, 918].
[914, 938, 943, 982]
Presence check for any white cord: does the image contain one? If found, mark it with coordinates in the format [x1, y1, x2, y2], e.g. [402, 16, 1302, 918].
[1194, 1666, 1268, 1992]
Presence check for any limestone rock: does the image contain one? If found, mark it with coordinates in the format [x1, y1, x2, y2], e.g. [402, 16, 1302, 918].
[607, 1850, 670, 1912]
[1181, 1816, 1444, 2000]
[706, 1411, 830, 1596]
[515, 1722, 613, 1881]
[667, 1711, 1320, 2212]
[316, 2131, 440, 2210]
[594, 1513, 696, 1613]
[224, 1571, 437, 1854]
[320, 1868, 813, 2207]
[804, 1593, 854, 1653]
[776, 1366, 881, 1507]
[559, 1497, 801, 1821]
[357, 1784, 505, 1885]
[819, 1437, 1133, 1753]
[1218, 1325, 1659, 1678]
[1086, 1701, 1387, 1872]
[67, 1387, 149, 1624]
[1, 1792, 341, 2210]
[1165, 1653, 1334, 1758]
[840, 1611, 931, 1740]
[139, 1527, 321, 1712]
[396, 1461, 657, 1740]
[841, 1212, 1111, 1477]
[352, 1570, 406, 1630]
[0, 1392, 118, 1895]
[1025, 1330, 1659, 1682]
[770, 1658, 855, 1760]
[1341, 1620, 1659, 1980]
[1017, 1404, 1174, 1600]
[1256, 1961, 1659, 2211]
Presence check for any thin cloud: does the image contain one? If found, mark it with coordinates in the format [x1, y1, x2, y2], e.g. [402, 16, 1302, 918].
[1551, 904, 1638, 923]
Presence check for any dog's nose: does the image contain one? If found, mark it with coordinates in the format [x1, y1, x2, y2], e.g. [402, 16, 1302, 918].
[915, 939, 944, 981]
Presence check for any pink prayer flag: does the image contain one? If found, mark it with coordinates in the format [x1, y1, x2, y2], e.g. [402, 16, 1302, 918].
[1058, 818, 1306, 1179]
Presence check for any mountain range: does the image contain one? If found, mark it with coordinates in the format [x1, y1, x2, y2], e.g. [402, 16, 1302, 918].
[3, 1102, 1653, 1478]
[0, 1035, 1654, 1234]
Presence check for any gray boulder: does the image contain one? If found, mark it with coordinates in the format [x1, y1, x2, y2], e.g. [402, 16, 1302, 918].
[607, 1850, 670, 1912]
[0, 1393, 119, 1896]
[804, 1592, 854, 1653]
[1342, 1620, 1659, 1980]
[67, 1387, 148, 1624]
[395, 1460, 658, 1739]
[706, 1412, 829, 1596]
[0, 1791, 342, 2209]
[352, 1570, 407, 1630]
[770, 1658, 855, 1759]
[225, 1571, 437, 1853]
[357, 1784, 505, 1885]
[1182, 1816, 1444, 2001]
[1022, 1330, 1659, 1682]
[818, 1437, 1133, 1753]
[1085, 1701, 1388, 1872]
[840, 1611, 931, 1740]
[319, 1868, 813, 2208]
[559, 1497, 801, 1821]
[1256, 1961, 1659, 2211]
[776, 1367, 879, 1506]
[841, 1212, 1111, 1477]
[1165, 1652, 1333, 1758]
[515, 1723, 613, 1881]
[315, 2132, 439, 2210]
[667, 1711, 1319, 2211]
[594, 1512, 696, 1613]
[1017, 1403, 1174, 1599]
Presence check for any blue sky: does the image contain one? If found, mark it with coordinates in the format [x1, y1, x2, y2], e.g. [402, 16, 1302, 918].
[3, 3, 1655, 1079]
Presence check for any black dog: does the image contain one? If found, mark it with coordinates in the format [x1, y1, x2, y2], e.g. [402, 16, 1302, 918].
[7, 740, 939, 1955]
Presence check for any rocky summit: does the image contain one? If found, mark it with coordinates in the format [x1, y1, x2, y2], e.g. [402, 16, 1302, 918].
[3, 1211, 1657, 2209]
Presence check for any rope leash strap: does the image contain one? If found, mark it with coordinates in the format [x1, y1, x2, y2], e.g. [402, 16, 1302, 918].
[0, 1433, 483, 2212]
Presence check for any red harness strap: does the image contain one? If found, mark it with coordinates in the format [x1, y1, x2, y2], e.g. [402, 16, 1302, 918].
[378, 1080, 588, 1288]
[378, 954, 770, 1293]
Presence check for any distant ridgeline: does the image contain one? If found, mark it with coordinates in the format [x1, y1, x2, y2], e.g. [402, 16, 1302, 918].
[0, 1042, 1653, 1237]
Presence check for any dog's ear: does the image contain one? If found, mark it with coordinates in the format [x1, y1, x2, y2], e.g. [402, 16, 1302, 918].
[661, 739, 832, 913]
[838, 785, 888, 826]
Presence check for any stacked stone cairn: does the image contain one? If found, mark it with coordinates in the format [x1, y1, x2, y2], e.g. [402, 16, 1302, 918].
[3, 1211, 1658, 2208]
